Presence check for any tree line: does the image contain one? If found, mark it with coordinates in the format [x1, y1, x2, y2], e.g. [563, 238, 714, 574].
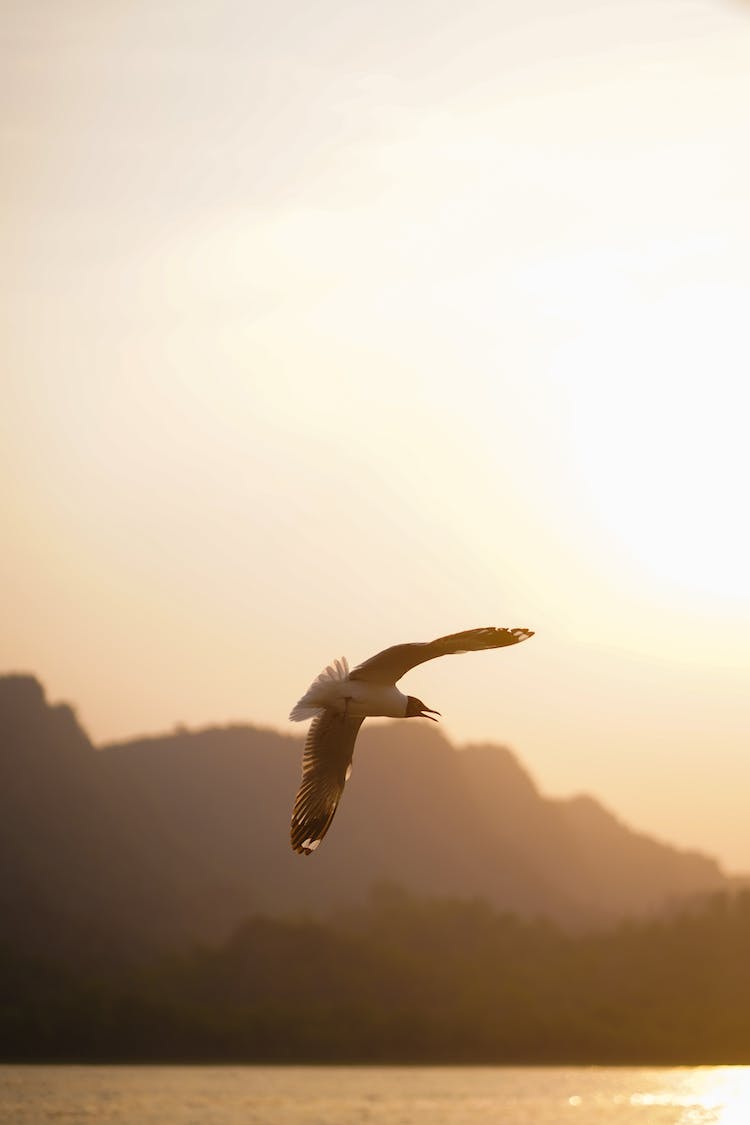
[2, 886, 750, 1063]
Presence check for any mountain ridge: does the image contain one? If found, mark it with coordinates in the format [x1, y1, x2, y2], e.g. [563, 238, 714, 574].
[0, 673, 729, 960]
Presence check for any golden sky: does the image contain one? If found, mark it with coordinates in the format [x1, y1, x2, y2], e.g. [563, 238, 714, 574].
[2, 1, 750, 869]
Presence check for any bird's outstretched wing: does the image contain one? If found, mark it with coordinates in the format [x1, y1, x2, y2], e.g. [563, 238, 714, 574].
[290, 710, 365, 855]
[349, 626, 534, 685]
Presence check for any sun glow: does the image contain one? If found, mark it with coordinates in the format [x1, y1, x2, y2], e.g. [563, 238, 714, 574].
[561, 279, 750, 602]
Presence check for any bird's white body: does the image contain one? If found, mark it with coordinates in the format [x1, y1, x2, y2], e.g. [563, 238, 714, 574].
[289, 657, 408, 721]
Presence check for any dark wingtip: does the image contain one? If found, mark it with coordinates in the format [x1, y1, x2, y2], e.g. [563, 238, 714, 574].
[290, 816, 325, 855]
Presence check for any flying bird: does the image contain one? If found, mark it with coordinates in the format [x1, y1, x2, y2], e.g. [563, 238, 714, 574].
[288, 626, 534, 855]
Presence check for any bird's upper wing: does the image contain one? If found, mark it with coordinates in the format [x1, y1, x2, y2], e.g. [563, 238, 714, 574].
[349, 626, 534, 685]
[290, 710, 365, 855]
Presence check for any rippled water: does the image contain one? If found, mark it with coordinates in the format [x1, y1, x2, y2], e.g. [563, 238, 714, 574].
[2, 1065, 750, 1125]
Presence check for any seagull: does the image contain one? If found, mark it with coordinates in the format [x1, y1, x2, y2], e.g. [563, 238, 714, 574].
[288, 625, 534, 855]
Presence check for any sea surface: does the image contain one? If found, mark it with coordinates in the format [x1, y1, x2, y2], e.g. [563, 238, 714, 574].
[2, 1064, 750, 1125]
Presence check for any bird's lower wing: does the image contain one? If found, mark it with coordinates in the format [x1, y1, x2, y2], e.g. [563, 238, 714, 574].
[290, 710, 365, 855]
[349, 626, 534, 684]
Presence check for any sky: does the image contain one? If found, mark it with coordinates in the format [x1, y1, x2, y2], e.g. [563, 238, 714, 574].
[2, 0, 750, 870]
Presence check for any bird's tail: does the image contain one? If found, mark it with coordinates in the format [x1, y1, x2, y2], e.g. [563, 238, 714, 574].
[289, 657, 350, 722]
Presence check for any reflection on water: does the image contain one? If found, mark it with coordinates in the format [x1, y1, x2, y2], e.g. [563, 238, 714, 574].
[1, 1065, 750, 1125]
[622, 1068, 750, 1125]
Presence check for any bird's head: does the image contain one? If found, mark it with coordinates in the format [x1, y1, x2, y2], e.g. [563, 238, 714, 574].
[405, 696, 440, 721]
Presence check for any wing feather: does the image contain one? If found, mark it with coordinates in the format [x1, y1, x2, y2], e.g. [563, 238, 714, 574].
[290, 710, 365, 855]
[349, 626, 534, 684]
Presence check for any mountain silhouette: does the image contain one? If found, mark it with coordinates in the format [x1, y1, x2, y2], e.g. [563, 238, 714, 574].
[0, 674, 728, 961]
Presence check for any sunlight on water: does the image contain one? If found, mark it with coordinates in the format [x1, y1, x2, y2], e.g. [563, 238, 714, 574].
[566, 1068, 750, 1125]
[624, 1068, 750, 1124]
[1, 1065, 750, 1125]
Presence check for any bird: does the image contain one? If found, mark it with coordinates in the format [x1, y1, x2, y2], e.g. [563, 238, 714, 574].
[288, 625, 534, 855]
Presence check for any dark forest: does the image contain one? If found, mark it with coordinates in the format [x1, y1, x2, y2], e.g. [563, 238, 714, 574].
[3, 887, 750, 1065]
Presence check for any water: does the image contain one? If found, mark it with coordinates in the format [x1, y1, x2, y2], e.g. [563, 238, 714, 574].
[2, 1065, 750, 1125]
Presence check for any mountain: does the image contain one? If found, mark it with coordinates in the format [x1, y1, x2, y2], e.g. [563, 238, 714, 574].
[0, 674, 729, 960]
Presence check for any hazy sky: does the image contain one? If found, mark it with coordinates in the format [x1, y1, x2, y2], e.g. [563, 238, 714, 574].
[3, 1, 750, 869]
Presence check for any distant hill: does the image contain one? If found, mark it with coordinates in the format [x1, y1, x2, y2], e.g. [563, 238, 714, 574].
[0, 674, 729, 960]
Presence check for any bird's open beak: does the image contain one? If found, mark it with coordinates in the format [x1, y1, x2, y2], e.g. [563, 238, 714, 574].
[421, 707, 441, 721]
